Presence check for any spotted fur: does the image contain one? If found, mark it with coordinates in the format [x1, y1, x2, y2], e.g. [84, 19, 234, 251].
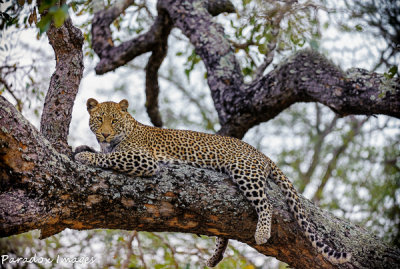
[75, 99, 351, 266]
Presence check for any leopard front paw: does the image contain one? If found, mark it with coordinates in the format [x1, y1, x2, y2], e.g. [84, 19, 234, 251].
[74, 145, 97, 155]
[75, 152, 95, 166]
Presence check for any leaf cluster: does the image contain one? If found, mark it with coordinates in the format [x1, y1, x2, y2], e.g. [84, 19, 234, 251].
[36, 0, 69, 33]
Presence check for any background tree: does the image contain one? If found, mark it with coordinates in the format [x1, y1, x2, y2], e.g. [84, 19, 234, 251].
[0, 0, 399, 268]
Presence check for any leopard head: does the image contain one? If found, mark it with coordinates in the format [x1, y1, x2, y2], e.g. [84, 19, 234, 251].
[86, 98, 131, 152]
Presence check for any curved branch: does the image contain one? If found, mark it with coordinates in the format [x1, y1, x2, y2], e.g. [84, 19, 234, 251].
[92, 4, 161, 74]
[1, 96, 399, 268]
[91, 0, 135, 57]
[218, 50, 400, 138]
[93, 0, 235, 75]
[158, 0, 244, 132]
[92, 0, 235, 125]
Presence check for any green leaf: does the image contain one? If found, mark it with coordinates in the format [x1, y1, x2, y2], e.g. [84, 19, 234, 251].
[53, 4, 69, 27]
[264, 32, 273, 42]
[36, 13, 51, 34]
[242, 66, 252, 76]
[257, 43, 267, 54]
[184, 69, 190, 80]
[388, 66, 398, 77]
[384, 66, 398, 79]
[340, 24, 352, 32]
[249, 16, 255, 25]
[39, 0, 58, 13]
[355, 24, 363, 32]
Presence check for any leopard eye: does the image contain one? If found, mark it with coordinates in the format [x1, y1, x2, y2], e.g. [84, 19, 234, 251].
[97, 117, 103, 122]
[112, 119, 118, 124]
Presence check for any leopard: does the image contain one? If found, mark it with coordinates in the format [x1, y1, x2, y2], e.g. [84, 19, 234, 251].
[75, 98, 351, 267]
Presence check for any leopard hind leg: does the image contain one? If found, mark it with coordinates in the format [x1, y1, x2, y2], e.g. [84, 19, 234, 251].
[232, 171, 272, 245]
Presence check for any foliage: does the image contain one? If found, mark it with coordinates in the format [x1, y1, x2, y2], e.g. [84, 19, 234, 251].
[36, 0, 69, 33]
[321, 0, 400, 72]
[0, 0, 27, 30]
[0, 0, 70, 33]
[342, 0, 400, 72]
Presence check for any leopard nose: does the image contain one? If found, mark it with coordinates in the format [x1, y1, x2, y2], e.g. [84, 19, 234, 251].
[102, 133, 110, 138]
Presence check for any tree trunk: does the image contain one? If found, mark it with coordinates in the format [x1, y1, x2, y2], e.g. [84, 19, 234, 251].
[0, 96, 399, 268]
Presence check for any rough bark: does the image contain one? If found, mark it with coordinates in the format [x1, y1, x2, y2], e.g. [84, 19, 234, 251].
[1, 96, 399, 268]
[92, 0, 234, 75]
[38, 10, 84, 155]
[217, 53, 400, 137]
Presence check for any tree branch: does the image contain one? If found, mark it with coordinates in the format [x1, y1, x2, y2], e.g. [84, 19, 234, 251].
[92, 0, 159, 75]
[217, 50, 400, 138]
[92, 0, 235, 75]
[38, 14, 84, 155]
[91, 0, 400, 140]
[148, 0, 400, 139]
[158, 0, 244, 135]
[1, 96, 399, 268]
[92, 0, 235, 126]
[144, 9, 172, 127]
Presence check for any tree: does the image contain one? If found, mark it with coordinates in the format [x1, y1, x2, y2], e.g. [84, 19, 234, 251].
[1, 0, 399, 268]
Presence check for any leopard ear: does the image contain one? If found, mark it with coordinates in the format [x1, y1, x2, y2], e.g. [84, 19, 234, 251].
[87, 98, 99, 112]
[119, 99, 129, 112]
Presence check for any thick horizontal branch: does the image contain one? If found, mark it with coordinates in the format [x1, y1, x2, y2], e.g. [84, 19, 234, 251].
[1, 96, 399, 268]
[217, 50, 400, 137]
